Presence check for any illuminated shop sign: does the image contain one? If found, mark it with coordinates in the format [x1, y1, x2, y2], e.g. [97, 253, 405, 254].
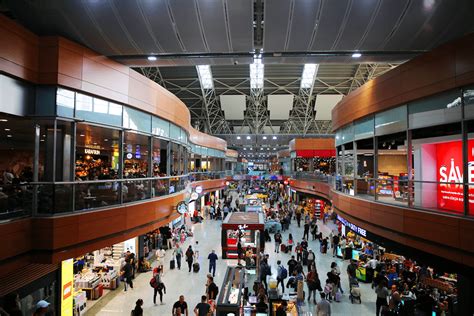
[436, 140, 474, 213]
[337, 214, 367, 237]
[84, 148, 101, 155]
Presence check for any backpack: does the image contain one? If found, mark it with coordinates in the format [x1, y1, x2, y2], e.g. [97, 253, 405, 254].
[280, 267, 288, 279]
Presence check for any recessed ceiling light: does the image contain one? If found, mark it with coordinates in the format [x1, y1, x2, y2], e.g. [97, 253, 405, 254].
[246, 136, 251, 140]
[272, 136, 277, 140]
[80, 134, 85, 137]
[104, 139, 109, 141]
[267, 148, 270, 150]
[273, 148, 276, 150]
[260, 148, 263, 150]
[352, 52, 362, 58]
[243, 148, 246, 150]
[40, 139, 45, 142]
[0, 119, 7, 122]
[237, 136, 241, 140]
[93, 142, 97, 145]
[7, 135, 12, 138]
[263, 136, 267, 140]
[4, 128, 10, 131]
[147, 56, 157, 61]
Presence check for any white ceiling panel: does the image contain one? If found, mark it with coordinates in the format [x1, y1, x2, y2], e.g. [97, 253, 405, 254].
[263, 126, 280, 134]
[315, 94, 343, 120]
[220, 95, 246, 119]
[268, 95, 294, 119]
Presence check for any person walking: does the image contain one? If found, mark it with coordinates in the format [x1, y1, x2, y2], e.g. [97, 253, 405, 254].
[295, 208, 302, 227]
[307, 250, 316, 272]
[152, 267, 166, 305]
[316, 293, 331, 316]
[206, 275, 219, 300]
[287, 255, 298, 277]
[330, 262, 343, 294]
[375, 282, 390, 316]
[306, 266, 322, 304]
[295, 243, 303, 262]
[185, 245, 194, 272]
[121, 259, 134, 291]
[332, 234, 340, 257]
[173, 244, 183, 270]
[259, 259, 271, 290]
[274, 232, 282, 253]
[172, 295, 189, 316]
[194, 295, 211, 316]
[311, 222, 318, 241]
[207, 250, 218, 277]
[287, 233, 294, 252]
[277, 260, 288, 293]
[303, 222, 310, 241]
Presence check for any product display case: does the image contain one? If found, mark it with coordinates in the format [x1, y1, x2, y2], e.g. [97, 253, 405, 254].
[222, 213, 265, 259]
[216, 267, 245, 316]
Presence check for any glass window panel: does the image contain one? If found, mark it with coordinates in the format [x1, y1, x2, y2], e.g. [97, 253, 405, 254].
[375, 105, 407, 136]
[93, 98, 108, 114]
[76, 95, 122, 126]
[408, 89, 461, 129]
[341, 124, 354, 144]
[76, 93, 93, 112]
[463, 86, 474, 119]
[152, 138, 168, 176]
[56, 88, 75, 117]
[152, 116, 170, 137]
[354, 116, 374, 140]
[170, 123, 181, 140]
[123, 107, 151, 133]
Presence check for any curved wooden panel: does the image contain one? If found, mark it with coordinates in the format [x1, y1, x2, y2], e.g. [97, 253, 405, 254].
[0, 15, 226, 151]
[332, 33, 474, 131]
[290, 180, 474, 268]
[225, 149, 239, 158]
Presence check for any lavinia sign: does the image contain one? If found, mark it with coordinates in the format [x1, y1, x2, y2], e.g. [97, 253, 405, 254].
[436, 140, 474, 213]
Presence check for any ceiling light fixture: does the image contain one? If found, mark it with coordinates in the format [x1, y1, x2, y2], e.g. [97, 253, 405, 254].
[263, 136, 267, 140]
[272, 136, 277, 140]
[237, 136, 241, 140]
[352, 52, 362, 58]
[0, 119, 7, 122]
[250, 56, 264, 89]
[197, 65, 214, 89]
[300, 64, 319, 88]
[246, 136, 251, 140]
[7, 135, 12, 138]
[147, 56, 157, 61]
[4, 128, 10, 131]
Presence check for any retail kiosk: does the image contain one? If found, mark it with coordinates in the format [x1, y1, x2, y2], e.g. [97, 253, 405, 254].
[221, 213, 265, 259]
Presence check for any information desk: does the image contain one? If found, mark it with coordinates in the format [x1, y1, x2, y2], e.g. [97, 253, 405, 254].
[216, 266, 245, 316]
[221, 213, 265, 259]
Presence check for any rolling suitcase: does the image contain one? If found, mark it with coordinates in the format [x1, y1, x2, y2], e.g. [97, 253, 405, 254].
[280, 244, 287, 253]
[193, 262, 200, 273]
[170, 259, 176, 270]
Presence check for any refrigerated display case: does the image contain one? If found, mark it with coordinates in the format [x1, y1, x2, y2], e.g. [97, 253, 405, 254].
[221, 213, 265, 259]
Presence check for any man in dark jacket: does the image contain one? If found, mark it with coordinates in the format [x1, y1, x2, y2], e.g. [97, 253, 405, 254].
[121, 259, 134, 291]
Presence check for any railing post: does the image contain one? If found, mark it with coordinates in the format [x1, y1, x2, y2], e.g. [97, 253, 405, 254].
[407, 129, 413, 208]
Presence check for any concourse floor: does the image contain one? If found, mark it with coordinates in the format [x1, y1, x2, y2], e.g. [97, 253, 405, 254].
[88, 214, 376, 316]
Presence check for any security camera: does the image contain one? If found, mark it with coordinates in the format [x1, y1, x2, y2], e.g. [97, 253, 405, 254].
[233, 60, 239, 65]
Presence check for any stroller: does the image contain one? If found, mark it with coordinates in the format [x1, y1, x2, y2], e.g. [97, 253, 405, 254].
[349, 277, 361, 304]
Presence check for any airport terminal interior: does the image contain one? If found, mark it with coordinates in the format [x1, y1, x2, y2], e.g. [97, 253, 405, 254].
[0, 1, 474, 315]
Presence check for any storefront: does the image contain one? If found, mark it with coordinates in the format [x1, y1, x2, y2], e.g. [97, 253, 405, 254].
[221, 213, 265, 259]
[67, 237, 138, 315]
[335, 87, 474, 216]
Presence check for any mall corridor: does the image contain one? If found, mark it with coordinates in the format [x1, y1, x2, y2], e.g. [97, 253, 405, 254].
[88, 215, 375, 316]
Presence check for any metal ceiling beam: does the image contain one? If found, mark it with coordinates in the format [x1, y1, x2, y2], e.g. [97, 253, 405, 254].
[196, 66, 232, 134]
[136, 67, 167, 88]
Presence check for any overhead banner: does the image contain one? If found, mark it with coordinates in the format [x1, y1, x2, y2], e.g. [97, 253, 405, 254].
[61, 259, 74, 316]
[436, 140, 474, 213]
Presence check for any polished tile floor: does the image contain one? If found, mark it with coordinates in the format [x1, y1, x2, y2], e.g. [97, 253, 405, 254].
[88, 212, 376, 315]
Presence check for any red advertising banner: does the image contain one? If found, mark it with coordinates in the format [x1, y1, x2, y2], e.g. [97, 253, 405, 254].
[436, 140, 474, 213]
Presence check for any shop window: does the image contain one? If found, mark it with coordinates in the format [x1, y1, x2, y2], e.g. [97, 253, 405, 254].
[123, 132, 149, 178]
[75, 124, 121, 211]
[170, 143, 180, 175]
[0, 114, 35, 216]
[56, 88, 75, 118]
[412, 123, 463, 214]
[152, 138, 168, 176]
[375, 105, 407, 136]
[376, 132, 408, 206]
[408, 89, 461, 129]
[342, 142, 354, 195]
[355, 138, 375, 199]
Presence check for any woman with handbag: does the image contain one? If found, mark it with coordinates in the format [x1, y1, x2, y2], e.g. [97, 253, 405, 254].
[306, 266, 322, 304]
